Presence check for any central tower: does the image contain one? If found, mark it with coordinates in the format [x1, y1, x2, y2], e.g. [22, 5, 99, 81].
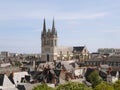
[41, 19, 58, 62]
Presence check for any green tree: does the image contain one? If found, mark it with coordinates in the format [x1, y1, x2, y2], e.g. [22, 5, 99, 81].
[32, 83, 54, 90]
[114, 80, 120, 90]
[14, 61, 22, 67]
[88, 70, 102, 88]
[56, 82, 93, 90]
[94, 81, 114, 90]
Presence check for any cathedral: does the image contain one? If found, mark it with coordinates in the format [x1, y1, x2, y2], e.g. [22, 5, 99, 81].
[41, 19, 89, 62]
[41, 19, 58, 62]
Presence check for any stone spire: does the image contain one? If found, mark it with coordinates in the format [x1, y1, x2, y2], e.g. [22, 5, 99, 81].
[52, 18, 56, 34]
[43, 18, 46, 35]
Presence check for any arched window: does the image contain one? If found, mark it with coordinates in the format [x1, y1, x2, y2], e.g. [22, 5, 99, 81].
[51, 40, 53, 46]
[55, 40, 57, 46]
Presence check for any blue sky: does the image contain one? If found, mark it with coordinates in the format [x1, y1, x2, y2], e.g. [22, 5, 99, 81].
[0, 0, 120, 53]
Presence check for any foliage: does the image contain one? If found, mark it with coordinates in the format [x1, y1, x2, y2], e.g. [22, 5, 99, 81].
[88, 70, 102, 88]
[11, 61, 22, 67]
[56, 81, 93, 90]
[32, 83, 54, 90]
[14, 61, 22, 66]
[94, 81, 114, 90]
[114, 80, 120, 90]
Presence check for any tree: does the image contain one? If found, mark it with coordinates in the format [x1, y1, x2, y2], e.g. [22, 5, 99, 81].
[14, 61, 22, 67]
[94, 81, 114, 90]
[56, 82, 93, 90]
[32, 83, 54, 90]
[114, 80, 120, 90]
[88, 70, 102, 88]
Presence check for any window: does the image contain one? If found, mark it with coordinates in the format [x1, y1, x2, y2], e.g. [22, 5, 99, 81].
[55, 40, 57, 46]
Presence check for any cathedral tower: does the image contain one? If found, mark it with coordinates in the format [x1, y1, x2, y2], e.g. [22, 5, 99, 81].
[41, 18, 58, 62]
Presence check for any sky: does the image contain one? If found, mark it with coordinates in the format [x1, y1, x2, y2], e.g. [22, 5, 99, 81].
[0, 0, 120, 54]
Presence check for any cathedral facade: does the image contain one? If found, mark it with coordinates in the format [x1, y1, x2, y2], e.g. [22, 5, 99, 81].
[41, 19, 58, 62]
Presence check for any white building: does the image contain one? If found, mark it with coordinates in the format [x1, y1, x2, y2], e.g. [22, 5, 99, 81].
[0, 74, 18, 90]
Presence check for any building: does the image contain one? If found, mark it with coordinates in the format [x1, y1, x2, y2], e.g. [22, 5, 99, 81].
[90, 52, 100, 59]
[57, 46, 89, 61]
[73, 46, 89, 62]
[57, 46, 73, 60]
[41, 19, 89, 62]
[1, 51, 9, 58]
[41, 19, 58, 62]
[0, 74, 18, 90]
[98, 48, 120, 55]
[85, 55, 120, 70]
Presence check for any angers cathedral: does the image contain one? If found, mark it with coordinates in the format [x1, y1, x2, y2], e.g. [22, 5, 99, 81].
[41, 19, 89, 62]
[41, 19, 58, 62]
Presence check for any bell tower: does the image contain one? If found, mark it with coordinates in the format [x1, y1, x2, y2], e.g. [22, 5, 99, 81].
[41, 18, 58, 62]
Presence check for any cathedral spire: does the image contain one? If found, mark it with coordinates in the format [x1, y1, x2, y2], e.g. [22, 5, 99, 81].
[43, 18, 46, 34]
[52, 18, 56, 34]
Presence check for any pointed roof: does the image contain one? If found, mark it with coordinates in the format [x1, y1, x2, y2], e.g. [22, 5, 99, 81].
[43, 18, 46, 34]
[52, 18, 56, 34]
[0, 74, 17, 89]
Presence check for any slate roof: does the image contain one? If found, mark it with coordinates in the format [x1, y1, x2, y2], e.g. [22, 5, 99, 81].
[17, 85, 25, 90]
[0, 74, 4, 86]
[73, 46, 85, 52]
[84, 68, 95, 82]
[99, 71, 107, 80]
[99, 70, 120, 81]
[110, 71, 117, 76]
[91, 52, 100, 54]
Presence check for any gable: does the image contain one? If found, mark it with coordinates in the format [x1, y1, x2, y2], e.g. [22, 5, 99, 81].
[3, 75, 15, 87]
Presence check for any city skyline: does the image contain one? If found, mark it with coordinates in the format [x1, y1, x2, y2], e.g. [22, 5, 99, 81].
[0, 0, 120, 53]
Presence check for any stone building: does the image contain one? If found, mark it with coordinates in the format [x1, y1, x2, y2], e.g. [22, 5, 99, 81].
[57, 47, 73, 60]
[41, 19, 89, 62]
[98, 48, 120, 55]
[41, 19, 58, 62]
[73, 46, 89, 62]
[1, 51, 9, 58]
[85, 55, 120, 71]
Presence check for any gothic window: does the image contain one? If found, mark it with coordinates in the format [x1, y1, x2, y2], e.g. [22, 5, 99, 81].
[51, 40, 53, 46]
[44, 38, 46, 45]
[42, 40, 44, 46]
[55, 40, 57, 46]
